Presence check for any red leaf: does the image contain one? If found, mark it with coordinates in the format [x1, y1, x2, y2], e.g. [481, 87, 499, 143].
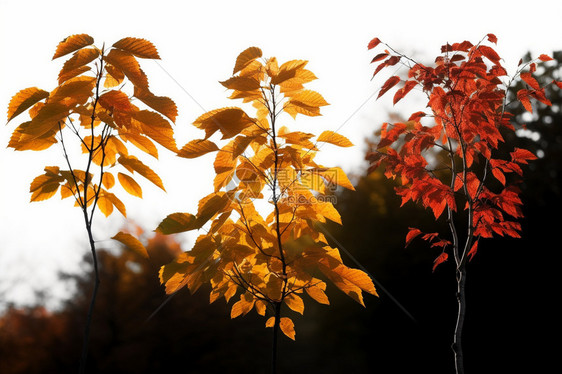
[517, 89, 533, 113]
[408, 111, 426, 122]
[553, 80, 562, 89]
[520, 72, 540, 90]
[486, 33, 498, 44]
[368, 37, 381, 50]
[405, 227, 422, 247]
[377, 76, 401, 99]
[538, 54, 553, 62]
[432, 252, 448, 272]
[478, 45, 501, 63]
[510, 148, 537, 164]
[371, 52, 389, 63]
[467, 240, 478, 261]
[393, 80, 417, 105]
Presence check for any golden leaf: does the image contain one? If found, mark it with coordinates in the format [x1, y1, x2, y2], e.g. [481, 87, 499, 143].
[233, 47, 263, 74]
[193, 107, 255, 140]
[156, 212, 199, 234]
[118, 172, 143, 198]
[113, 37, 161, 59]
[177, 139, 219, 159]
[316, 130, 353, 147]
[112, 231, 149, 258]
[117, 154, 165, 191]
[104, 49, 148, 89]
[285, 293, 304, 314]
[102, 172, 115, 189]
[58, 48, 99, 84]
[271, 60, 308, 85]
[133, 110, 177, 152]
[134, 87, 178, 123]
[7, 87, 49, 122]
[52, 34, 94, 60]
[280, 317, 296, 340]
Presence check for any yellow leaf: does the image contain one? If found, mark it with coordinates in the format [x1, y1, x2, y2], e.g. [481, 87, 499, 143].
[230, 293, 255, 318]
[97, 193, 113, 217]
[271, 60, 308, 85]
[177, 139, 219, 158]
[103, 64, 125, 88]
[112, 231, 149, 258]
[305, 283, 330, 305]
[213, 140, 237, 174]
[98, 90, 135, 113]
[133, 110, 177, 152]
[117, 154, 165, 191]
[49, 76, 97, 107]
[280, 317, 296, 340]
[113, 37, 160, 59]
[193, 107, 255, 140]
[58, 48, 99, 84]
[134, 87, 178, 123]
[7, 87, 49, 122]
[285, 293, 304, 315]
[29, 168, 63, 202]
[102, 172, 115, 189]
[255, 300, 267, 316]
[118, 172, 143, 198]
[196, 193, 231, 225]
[287, 89, 329, 108]
[316, 130, 353, 147]
[319, 167, 355, 191]
[104, 191, 126, 217]
[233, 47, 263, 74]
[156, 212, 199, 234]
[52, 34, 94, 60]
[58, 66, 91, 86]
[159, 255, 191, 293]
[220, 76, 261, 91]
[19, 103, 68, 140]
[120, 132, 158, 159]
[104, 49, 148, 89]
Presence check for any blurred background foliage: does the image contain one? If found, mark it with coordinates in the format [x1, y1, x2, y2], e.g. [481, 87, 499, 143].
[0, 53, 560, 373]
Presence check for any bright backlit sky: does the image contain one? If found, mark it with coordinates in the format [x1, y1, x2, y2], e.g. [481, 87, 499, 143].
[1, 0, 560, 308]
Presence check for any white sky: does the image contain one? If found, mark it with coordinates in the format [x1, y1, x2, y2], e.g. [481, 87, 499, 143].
[1, 0, 560, 308]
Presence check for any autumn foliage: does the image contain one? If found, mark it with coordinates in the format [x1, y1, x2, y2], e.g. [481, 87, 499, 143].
[155, 47, 377, 342]
[366, 34, 557, 266]
[365, 34, 558, 373]
[6, 34, 176, 372]
[7, 34, 176, 215]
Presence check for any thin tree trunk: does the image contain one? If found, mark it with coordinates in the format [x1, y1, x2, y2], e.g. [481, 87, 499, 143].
[271, 302, 282, 374]
[78, 220, 100, 374]
[453, 263, 467, 374]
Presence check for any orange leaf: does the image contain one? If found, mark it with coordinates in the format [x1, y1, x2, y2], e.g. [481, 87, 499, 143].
[7, 87, 49, 122]
[113, 37, 160, 59]
[538, 54, 553, 62]
[368, 37, 381, 50]
[280, 317, 296, 340]
[52, 34, 94, 59]
[118, 172, 143, 198]
[177, 139, 219, 158]
[405, 227, 422, 247]
[478, 45, 501, 63]
[432, 252, 448, 272]
[377, 76, 401, 99]
[520, 72, 540, 90]
[112, 231, 149, 258]
[233, 47, 262, 74]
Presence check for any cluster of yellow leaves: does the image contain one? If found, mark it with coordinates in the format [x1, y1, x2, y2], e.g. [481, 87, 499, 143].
[7, 34, 176, 217]
[157, 47, 377, 340]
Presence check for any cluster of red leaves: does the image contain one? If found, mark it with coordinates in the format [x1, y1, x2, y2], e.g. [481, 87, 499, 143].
[366, 34, 558, 269]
